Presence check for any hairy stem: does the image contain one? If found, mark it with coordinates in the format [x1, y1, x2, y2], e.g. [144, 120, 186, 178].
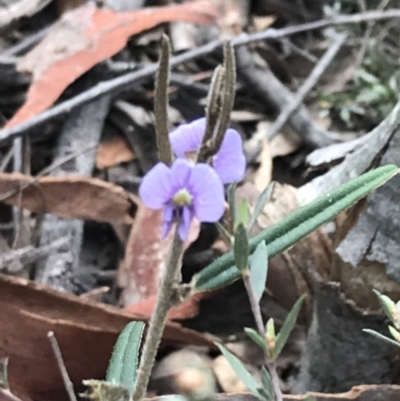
[243, 273, 283, 401]
[132, 228, 184, 401]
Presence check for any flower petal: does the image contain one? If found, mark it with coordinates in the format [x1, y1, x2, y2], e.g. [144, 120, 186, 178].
[139, 163, 173, 209]
[178, 206, 193, 241]
[188, 164, 224, 222]
[170, 158, 192, 192]
[213, 129, 246, 183]
[169, 118, 206, 158]
[162, 204, 174, 239]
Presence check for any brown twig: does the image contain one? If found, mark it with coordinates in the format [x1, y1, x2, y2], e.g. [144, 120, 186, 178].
[47, 331, 77, 401]
[1, 8, 400, 143]
[267, 31, 347, 140]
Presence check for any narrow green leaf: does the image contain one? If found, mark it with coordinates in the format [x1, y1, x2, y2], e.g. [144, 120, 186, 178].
[274, 295, 306, 358]
[248, 182, 275, 232]
[373, 289, 397, 325]
[260, 367, 273, 401]
[363, 329, 400, 348]
[244, 328, 267, 353]
[227, 182, 237, 230]
[256, 386, 272, 401]
[195, 165, 399, 291]
[389, 325, 400, 342]
[249, 241, 268, 301]
[216, 343, 261, 397]
[238, 199, 249, 228]
[234, 223, 249, 272]
[106, 321, 145, 393]
[0, 358, 8, 389]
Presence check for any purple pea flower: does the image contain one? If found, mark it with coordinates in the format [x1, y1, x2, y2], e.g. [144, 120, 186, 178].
[139, 158, 225, 241]
[169, 117, 246, 184]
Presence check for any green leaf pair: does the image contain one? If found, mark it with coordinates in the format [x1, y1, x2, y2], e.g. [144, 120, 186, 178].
[245, 295, 306, 362]
[216, 344, 273, 401]
[196, 165, 399, 292]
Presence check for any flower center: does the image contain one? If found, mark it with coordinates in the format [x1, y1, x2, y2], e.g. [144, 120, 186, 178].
[173, 189, 193, 207]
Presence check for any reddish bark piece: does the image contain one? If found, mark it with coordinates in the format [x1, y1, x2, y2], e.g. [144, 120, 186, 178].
[127, 292, 212, 321]
[6, 1, 217, 128]
[0, 173, 135, 224]
[0, 274, 215, 401]
[118, 201, 201, 312]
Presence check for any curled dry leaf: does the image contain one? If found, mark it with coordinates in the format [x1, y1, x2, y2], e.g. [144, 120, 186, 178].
[0, 173, 135, 225]
[0, 274, 216, 401]
[118, 199, 204, 320]
[6, 1, 217, 128]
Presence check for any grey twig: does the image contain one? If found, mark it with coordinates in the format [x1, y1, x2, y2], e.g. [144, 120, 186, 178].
[1, 8, 400, 143]
[47, 331, 77, 401]
[0, 236, 69, 272]
[267, 32, 347, 140]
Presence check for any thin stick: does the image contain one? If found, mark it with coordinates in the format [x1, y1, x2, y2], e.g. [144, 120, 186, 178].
[2, 8, 400, 143]
[267, 31, 347, 140]
[243, 274, 283, 401]
[132, 227, 184, 401]
[47, 331, 77, 401]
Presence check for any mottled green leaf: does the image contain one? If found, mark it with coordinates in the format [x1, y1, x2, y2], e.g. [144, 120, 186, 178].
[363, 329, 400, 348]
[249, 241, 268, 301]
[234, 223, 249, 273]
[274, 295, 306, 358]
[106, 321, 145, 393]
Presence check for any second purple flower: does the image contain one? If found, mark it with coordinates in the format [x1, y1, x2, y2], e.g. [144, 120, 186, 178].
[169, 117, 246, 184]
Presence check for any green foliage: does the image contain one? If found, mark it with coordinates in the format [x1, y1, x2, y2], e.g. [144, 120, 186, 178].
[216, 343, 272, 401]
[248, 183, 274, 232]
[362, 329, 400, 348]
[0, 358, 8, 390]
[318, 50, 400, 129]
[244, 328, 268, 353]
[249, 241, 268, 301]
[373, 289, 397, 326]
[106, 321, 145, 394]
[273, 295, 306, 360]
[234, 223, 249, 273]
[195, 165, 399, 291]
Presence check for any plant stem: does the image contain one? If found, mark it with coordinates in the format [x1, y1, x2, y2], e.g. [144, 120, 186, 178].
[242, 273, 283, 401]
[132, 228, 184, 401]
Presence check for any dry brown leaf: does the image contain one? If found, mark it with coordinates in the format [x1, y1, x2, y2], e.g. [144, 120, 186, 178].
[118, 199, 201, 317]
[6, 1, 217, 128]
[0, 274, 216, 401]
[96, 136, 135, 170]
[0, 173, 135, 224]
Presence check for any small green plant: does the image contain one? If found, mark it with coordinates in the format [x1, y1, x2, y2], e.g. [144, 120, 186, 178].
[318, 50, 400, 129]
[363, 290, 400, 348]
[80, 36, 400, 401]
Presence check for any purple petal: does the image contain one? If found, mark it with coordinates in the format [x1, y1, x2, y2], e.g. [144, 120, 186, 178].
[162, 204, 174, 239]
[169, 118, 206, 158]
[178, 206, 193, 241]
[213, 129, 246, 183]
[139, 163, 173, 209]
[187, 164, 224, 222]
[170, 158, 192, 192]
